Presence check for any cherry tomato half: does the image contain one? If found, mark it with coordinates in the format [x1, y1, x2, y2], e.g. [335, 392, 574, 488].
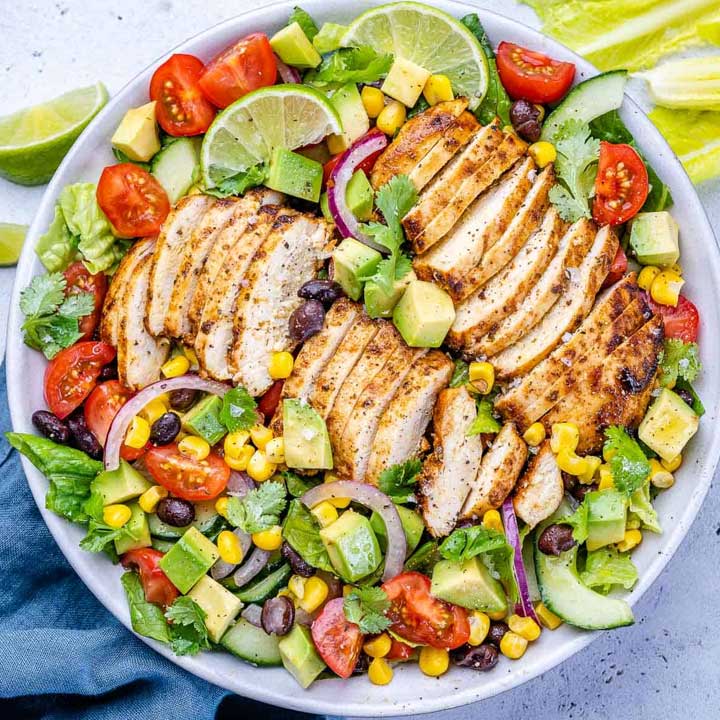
[63, 261, 108, 340]
[121, 548, 179, 608]
[144, 443, 230, 501]
[386, 637, 415, 661]
[646, 293, 699, 343]
[323, 129, 386, 188]
[257, 380, 284, 419]
[311, 597, 363, 678]
[496, 42, 575, 104]
[149, 53, 216, 135]
[592, 142, 649, 227]
[198, 33, 277, 109]
[382, 571, 470, 650]
[44, 341, 116, 419]
[602, 246, 628, 289]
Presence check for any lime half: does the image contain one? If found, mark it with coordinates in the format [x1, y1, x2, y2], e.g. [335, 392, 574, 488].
[341, 2, 489, 107]
[0, 223, 28, 266]
[0, 82, 108, 186]
[201, 85, 342, 188]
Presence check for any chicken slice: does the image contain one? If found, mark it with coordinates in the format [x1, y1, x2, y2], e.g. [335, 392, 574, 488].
[365, 350, 453, 485]
[513, 442, 563, 529]
[419, 387, 485, 538]
[460, 422, 527, 521]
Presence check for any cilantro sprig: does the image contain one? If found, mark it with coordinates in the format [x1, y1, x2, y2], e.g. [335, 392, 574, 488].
[659, 338, 701, 388]
[220, 387, 259, 432]
[378, 458, 422, 504]
[165, 597, 211, 656]
[226, 481, 287, 534]
[603, 426, 651, 497]
[343, 586, 392, 634]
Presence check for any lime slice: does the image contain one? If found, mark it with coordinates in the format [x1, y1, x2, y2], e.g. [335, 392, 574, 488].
[201, 85, 342, 188]
[698, 14, 720, 44]
[0, 223, 28, 266]
[0, 82, 108, 186]
[341, 2, 488, 107]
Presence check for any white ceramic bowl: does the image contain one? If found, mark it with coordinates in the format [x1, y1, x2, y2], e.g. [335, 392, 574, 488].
[7, 1, 720, 715]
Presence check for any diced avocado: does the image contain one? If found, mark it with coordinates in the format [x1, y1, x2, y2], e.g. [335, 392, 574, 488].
[629, 212, 679, 267]
[346, 170, 374, 221]
[638, 388, 699, 461]
[320, 510, 382, 582]
[111, 101, 160, 162]
[93, 460, 153, 506]
[151, 137, 201, 204]
[270, 22, 322, 69]
[114, 503, 151, 555]
[364, 269, 416, 319]
[282, 399, 333, 470]
[370, 506, 425, 556]
[585, 490, 627, 551]
[187, 574, 243, 643]
[393, 280, 456, 348]
[266, 148, 323, 203]
[320, 192, 333, 223]
[181, 394, 226, 446]
[313, 23, 347, 54]
[381, 57, 432, 108]
[327, 84, 370, 154]
[430, 557, 507, 613]
[332, 238, 382, 301]
[278, 624, 326, 688]
[159, 526, 220, 594]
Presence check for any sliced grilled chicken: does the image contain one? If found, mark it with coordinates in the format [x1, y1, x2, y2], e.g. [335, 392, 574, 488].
[419, 387, 484, 537]
[229, 212, 331, 396]
[146, 194, 215, 337]
[460, 422, 527, 521]
[448, 208, 563, 353]
[490, 224, 619, 379]
[413, 157, 535, 302]
[365, 350, 454, 485]
[513, 442, 563, 529]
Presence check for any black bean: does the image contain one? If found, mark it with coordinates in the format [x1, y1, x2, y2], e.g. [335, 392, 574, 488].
[571, 482, 596, 503]
[289, 300, 325, 343]
[66, 413, 103, 459]
[538, 523, 576, 556]
[32, 410, 71, 445]
[150, 412, 181, 445]
[261, 596, 295, 636]
[353, 652, 371, 675]
[168, 388, 198, 412]
[452, 643, 499, 671]
[561, 471, 576, 494]
[281, 542, 316, 577]
[298, 279, 344, 306]
[156, 497, 195, 527]
[487, 621, 509, 647]
[99, 363, 118, 381]
[676, 388, 694, 408]
[509, 99, 542, 143]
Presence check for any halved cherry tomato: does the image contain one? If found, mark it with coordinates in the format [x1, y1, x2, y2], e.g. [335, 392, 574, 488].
[63, 261, 108, 340]
[198, 33, 277, 109]
[311, 597, 363, 678]
[84, 380, 144, 461]
[323, 128, 386, 188]
[97, 164, 170, 238]
[144, 443, 230, 501]
[382, 571, 470, 650]
[646, 293, 699, 343]
[44, 341, 116, 419]
[592, 143, 649, 226]
[386, 637, 415, 661]
[150, 53, 216, 135]
[121, 548, 179, 608]
[257, 380, 284, 419]
[496, 42, 575, 104]
[602, 246, 628, 288]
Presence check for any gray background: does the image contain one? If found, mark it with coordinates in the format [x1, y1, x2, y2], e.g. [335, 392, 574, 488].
[1, 1, 718, 717]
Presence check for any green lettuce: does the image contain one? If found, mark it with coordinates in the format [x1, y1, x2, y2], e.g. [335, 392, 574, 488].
[35, 206, 78, 272]
[630, 481, 662, 533]
[581, 547, 639, 593]
[308, 46, 393, 86]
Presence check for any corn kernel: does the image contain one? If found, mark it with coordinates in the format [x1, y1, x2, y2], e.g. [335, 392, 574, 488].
[215, 496, 229, 518]
[138, 485, 168, 513]
[364, 633, 392, 658]
[649, 458, 674, 489]
[217, 530, 244, 564]
[482, 509, 504, 534]
[225, 445, 254, 471]
[376, 100, 406, 136]
[103, 504, 132, 528]
[423, 74, 454, 106]
[368, 657, 393, 685]
[528, 141, 556, 168]
[125, 415, 151, 449]
[523, 422, 546, 447]
[265, 437, 285, 465]
[140, 398, 168, 425]
[178, 435, 210, 461]
[626, 516, 641, 530]
[269, 351, 294, 380]
[183, 345, 199, 366]
[161, 355, 190, 378]
[361, 86, 386, 119]
[661, 453, 682, 472]
[487, 608, 507, 621]
[298, 576, 329, 613]
[224, 431, 250, 459]
[637, 265, 660, 290]
[669, 262, 683, 276]
[557, 448, 590, 476]
[508, 614, 541, 642]
[602, 446, 617, 462]
[598, 464, 615, 491]
[252, 524, 283, 551]
[247, 450, 276, 482]
[419, 646, 449, 676]
[500, 630, 528, 659]
[288, 574, 307, 600]
[469, 361, 495, 394]
[578, 455, 602, 484]
[535, 602, 563, 630]
[250, 424, 274, 450]
[650, 269, 684, 307]
[311, 500, 338, 528]
[533, 104, 546, 121]
[324, 472, 351, 508]
[343, 584, 354, 598]
[550, 422, 579, 453]
[468, 611, 490, 646]
[617, 529, 642, 552]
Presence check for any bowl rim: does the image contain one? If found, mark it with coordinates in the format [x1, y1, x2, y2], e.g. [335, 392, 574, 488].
[7, 0, 720, 715]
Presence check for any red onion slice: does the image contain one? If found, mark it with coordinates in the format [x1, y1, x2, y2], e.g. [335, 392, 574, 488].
[104, 375, 231, 471]
[241, 603, 264, 628]
[301, 481, 406, 582]
[210, 529, 252, 580]
[232, 547, 271, 588]
[501, 498, 539, 623]
[227, 471, 256, 498]
[275, 55, 302, 84]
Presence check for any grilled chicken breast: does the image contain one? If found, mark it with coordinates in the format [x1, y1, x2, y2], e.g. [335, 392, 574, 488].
[419, 387, 484, 537]
[513, 441, 563, 529]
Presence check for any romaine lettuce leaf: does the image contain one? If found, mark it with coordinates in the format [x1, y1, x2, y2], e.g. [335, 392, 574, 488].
[630, 481, 662, 533]
[581, 546, 639, 593]
[35, 206, 78, 272]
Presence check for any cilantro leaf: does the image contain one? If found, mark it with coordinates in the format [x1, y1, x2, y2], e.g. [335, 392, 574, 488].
[378, 458, 422, 504]
[375, 175, 418, 236]
[165, 597, 211, 656]
[282, 499, 334, 573]
[439, 525, 509, 563]
[659, 339, 701, 388]
[58, 292, 95, 319]
[121, 572, 171, 644]
[466, 398, 501, 436]
[282, 470, 321, 498]
[449, 359, 469, 388]
[603, 426, 650, 497]
[343, 586, 392, 634]
[220, 387, 259, 432]
[559, 501, 589, 543]
[19, 273, 66, 317]
[226, 481, 287, 534]
[310, 47, 393, 86]
[79, 490, 134, 555]
[288, 6, 318, 40]
[394, 252, 413, 280]
[204, 164, 266, 198]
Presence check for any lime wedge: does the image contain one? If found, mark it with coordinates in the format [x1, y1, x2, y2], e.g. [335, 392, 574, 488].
[0, 82, 108, 186]
[0, 223, 28, 266]
[201, 85, 342, 188]
[699, 14, 720, 44]
[341, 2, 488, 107]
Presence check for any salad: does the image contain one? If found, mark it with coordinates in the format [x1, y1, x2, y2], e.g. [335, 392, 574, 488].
[7, 1, 704, 690]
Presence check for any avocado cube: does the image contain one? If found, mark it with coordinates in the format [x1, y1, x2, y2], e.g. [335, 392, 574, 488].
[370, 506, 425, 556]
[266, 148, 323, 203]
[629, 212, 679, 267]
[93, 460, 153, 506]
[364, 269, 416, 319]
[430, 557, 507, 613]
[114, 503, 152, 555]
[319, 510, 382, 582]
[111, 101, 160, 162]
[586, 490, 627, 551]
[382, 57, 432, 108]
[187, 575, 243, 643]
[278, 624, 326, 688]
[638, 388, 699, 461]
[327, 84, 370, 154]
[346, 170, 374, 221]
[313, 22, 346, 54]
[393, 280, 456, 347]
[332, 238, 382, 301]
[181, 394, 226, 446]
[320, 192, 333, 223]
[159, 526, 219, 594]
[282, 399, 333, 470]
[270, 21, 322, 69]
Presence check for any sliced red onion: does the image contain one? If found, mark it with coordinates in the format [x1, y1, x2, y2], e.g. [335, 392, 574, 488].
[232, 547, 271, 588]
[327, 132, 388, 252]
[210, 529, 252, 580]
[104, 375, 231, 471]
[227, 471, 256, 498]
[301, 481, 405, 582]
[501, 498, 539, 623]
[275, 55, 302, 84]
[241, 603, 264, 628]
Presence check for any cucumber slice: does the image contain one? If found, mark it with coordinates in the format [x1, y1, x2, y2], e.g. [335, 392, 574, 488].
[148, 500, 221, 539]
[220, 617, 282, 666]
[235, 563, 292, 603]
[541, 70, 628, 142]
[152, 137, 201, 203]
